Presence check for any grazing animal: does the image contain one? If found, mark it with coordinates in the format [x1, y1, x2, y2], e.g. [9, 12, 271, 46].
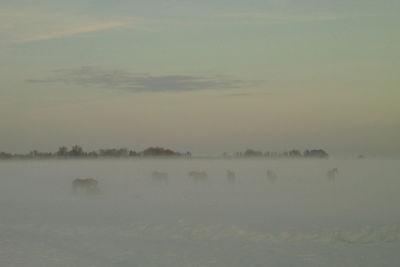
[326, 168, 339, 183]
[72, 178, 100, 194]
[188, 171, 208, 181]
[226, 170, 236, 182]
[152, 171, 169, 185]
[266, 169, 278, 183]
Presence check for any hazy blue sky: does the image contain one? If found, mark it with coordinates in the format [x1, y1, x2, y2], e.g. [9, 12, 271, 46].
[1, 0, 399, 155]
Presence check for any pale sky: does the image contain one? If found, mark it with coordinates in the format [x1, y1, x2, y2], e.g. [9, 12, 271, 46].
[1, 0, 399, 156]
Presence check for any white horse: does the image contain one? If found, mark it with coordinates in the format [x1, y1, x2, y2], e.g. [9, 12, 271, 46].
[152, 171, 169, 185]
[188, 171, 208, 182]
[326, 168, 338, 183]
[266, 169, 278, 183]
[72, 178, 100, 194]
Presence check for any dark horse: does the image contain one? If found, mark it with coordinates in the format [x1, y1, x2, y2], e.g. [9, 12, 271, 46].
[226, 170, 236, 183]
[326, 168, 339, 183]
[152, 171, 169, 185]
[72, 178, 100, 194]
[266, 169, 278, 183]
[188, 171, 208, 182]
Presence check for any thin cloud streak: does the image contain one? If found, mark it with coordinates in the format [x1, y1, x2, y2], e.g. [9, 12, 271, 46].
[219, 11, 375, 22]
[0, 4, 131, 44]
[28, 66, 258, 93]
[15, 22, 125, 43]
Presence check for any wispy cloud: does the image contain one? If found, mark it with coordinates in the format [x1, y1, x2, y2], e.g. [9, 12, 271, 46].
[0, 4, 368, 45]
[15, 22, 125, 43]
[0, 5, 128, 44]
[219, 92, 253, 97]
[219, 11, 359, 22]
[28, 66, 257, 93]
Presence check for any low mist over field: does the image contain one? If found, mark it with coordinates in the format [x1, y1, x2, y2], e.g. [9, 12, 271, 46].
[1, 158, 400, 266]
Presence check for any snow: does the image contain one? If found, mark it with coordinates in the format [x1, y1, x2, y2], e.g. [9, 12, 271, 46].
[1, 159, 399, 266]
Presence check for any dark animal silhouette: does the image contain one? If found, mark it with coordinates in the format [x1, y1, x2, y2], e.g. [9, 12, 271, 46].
[266, 169, 278, 183]
[152, 171, 169, 185]
[72, 178, 100, 194]
[326, 168, 339, 183]
[188, 171, 208, 181]
[226, 170, 236, 182]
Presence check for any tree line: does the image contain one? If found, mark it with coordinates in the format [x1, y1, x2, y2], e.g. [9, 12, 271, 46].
[0, 146, 329, 159]
[225, 149, 329, 158]
[0, 146, 191, 159]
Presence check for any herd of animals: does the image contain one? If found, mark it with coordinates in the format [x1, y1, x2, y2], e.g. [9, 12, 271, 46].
[72, 168, 339, 195]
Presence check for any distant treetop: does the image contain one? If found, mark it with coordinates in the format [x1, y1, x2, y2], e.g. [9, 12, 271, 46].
[230, 148, 329, 159]
[0, 145, 190, 159]
[303, 149, 329, 158]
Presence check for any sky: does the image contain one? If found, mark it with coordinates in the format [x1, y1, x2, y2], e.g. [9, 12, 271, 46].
[0, 0, 399, 156]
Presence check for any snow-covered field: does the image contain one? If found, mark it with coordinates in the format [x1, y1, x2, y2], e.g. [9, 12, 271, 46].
[1, 159, 399, 266]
